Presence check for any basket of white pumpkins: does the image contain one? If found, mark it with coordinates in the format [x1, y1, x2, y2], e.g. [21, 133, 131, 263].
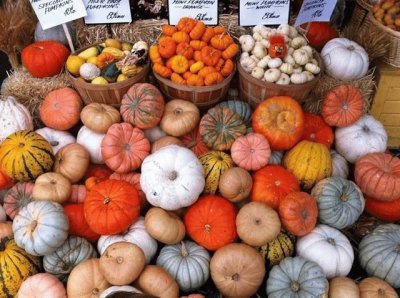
[237, 23, 323, 108]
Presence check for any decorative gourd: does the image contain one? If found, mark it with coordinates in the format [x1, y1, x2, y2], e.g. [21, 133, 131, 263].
[13, 201, 68, 256]
[140, 145, 205, 210]
[21, 41, 70, 78]
[0, 130, 54, 181]
[99, 242, 145, 286]
[312, 177, 365, 229]
[252, 96, 305, 151]
[3, 182, 34, 219]
[184, 194, 237, 251]
[230, 133, 271, 171]
[322, 85, 365, 127]
[365, 197, 400, 222]
[335, 114, 387, 164]
[331, 149, 349, 178]
[355, 153, 400, 201]
[84, 179, 140, 235]
[321, 38, 369, 80]
[236, 201, 281, 246]
[359, 277, 398, 298]
[77, 125, 105, 164]
[54, 143, 90, 183]
[329, 277, 359, 298]
[35, 127, 76, 154]
[63, 204, 100, 242]
[199, 107, 246, 151]
[43, 236, 97, 283]
[199, 150, 234, 194]
[120, 83, 165, 129]
[301, 113, 334, 148]
[216, 101, 252, 127]
[180, 127, 210, 157]
[0, 238, 41, 297]
[67, 184, 87, 204]
[0, 96, 33, 144]
[359, 224, 400, 287]
[210, 243, 265, 298]
[157, 241, 210, 292]
[32, 172, 71, 203]
[67, 259, 110, 298]
[151, 136, 183, 153]
[279, 191, 318, 236]
[97, 217, 157, 264]
[135, 265, 179, 298]
[35, 21, 76, 45]
[218, 167, 252, 203]
[297, 224, 354, 278]
[284, 140, 332, 190]
[250, 165, 300, 209]
[80, 103, 121, 134]
[0, 222, 13, 239]
[160, 99, 200, 137]
[18, 273, 67, 298]
[266, 256, 329, 298]
[109, 172, 146, 207]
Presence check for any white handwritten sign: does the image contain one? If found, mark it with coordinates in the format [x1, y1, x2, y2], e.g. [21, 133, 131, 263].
[168, 0, 218, 25]
[294, 0, 337, 27]
[239, 0, 290, 27]
[30, 0, 87, 30]
[83, 0, 132, 24]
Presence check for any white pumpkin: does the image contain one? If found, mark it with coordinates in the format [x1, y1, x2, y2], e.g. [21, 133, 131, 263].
[0, 205, 6, 222]
[335, 115, 387, 164]
[97, 217, 157, 264]
[140, 145, 205, 211]
[0, 96, 33, 144]
[321, 38, 369, 81]
[77, 125, 105, 164]
[297, 224, 354, 279]
[100, 286, 142, 298]
[330, 150, 349, 178]
[35, 127, 76, 154]
[143, 126, 167, 143]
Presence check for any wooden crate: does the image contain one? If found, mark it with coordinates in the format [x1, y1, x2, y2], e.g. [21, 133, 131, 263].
[370, 61, 400, 148]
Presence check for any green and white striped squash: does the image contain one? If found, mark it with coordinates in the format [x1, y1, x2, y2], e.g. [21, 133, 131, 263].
[216, 100, 252, 126]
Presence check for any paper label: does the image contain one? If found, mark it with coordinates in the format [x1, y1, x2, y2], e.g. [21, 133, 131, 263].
[239, 0, 290, 27]
[168, 0, 219, 25]
[294, 0, 337, 27]
[83, 0, 132, 24]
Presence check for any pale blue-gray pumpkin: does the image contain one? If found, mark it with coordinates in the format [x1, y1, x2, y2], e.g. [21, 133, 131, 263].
[216, 100, 252, 126]
[359, 224, 400, 288]
[311, 177, 365, 229]
[267, 256, 329, 298]
[156, 240, 210, 292]
[269, 151, 284, 165]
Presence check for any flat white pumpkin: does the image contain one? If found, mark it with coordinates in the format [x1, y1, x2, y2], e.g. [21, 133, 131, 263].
[140, 145, 205, 210]
[330, 149, 349, 178]
[77, 125, 105, 164]
[36, 127, 76, 154]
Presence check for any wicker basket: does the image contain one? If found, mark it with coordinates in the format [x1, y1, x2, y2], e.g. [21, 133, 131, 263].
[350, 0, 373, 31]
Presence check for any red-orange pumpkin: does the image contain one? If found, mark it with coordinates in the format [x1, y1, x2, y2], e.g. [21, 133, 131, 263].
[84, 179, 140, 235]
[279, 191, 318, 236]
[120, 83, 165, 129]
[180, 126, 210, 157]
[66, 184, 87, 204]
[355, 153, 400, 202]
[250, 165, 300, 210]
[101, 123, 150, 173]
[301, 113, 334, 149]
[40, 87, 82, 130]
[109, 172, 146, 208]
[84, 164, 112, 180]
[3, 182, 34, 219]
[63, 204, 100, 242]
[252, 96, 304, 151]
[184, 194, 237, 251]
[304, 22, 338, 51]
[365, 196, 400, 222]
[0, 168, 13, 190]
[21, 41, 70, 78]
[321, 85, 365, 127]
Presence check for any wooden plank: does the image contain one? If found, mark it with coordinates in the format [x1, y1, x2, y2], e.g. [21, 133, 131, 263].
[382, 101, 400, 113]
[379, 114, 400, 126]
[385, 87, 400, 101]
[385, 126, 400, 139]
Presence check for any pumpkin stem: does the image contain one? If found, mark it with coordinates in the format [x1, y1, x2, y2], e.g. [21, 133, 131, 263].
[92, 288, 100, 295]
[378, 289, 386, 295]
[174, 108, 183, 115]
[50, 141, 59, 146]
[340, 185, 349, 202]
[327, 237, 336, 245]
[232, 273, 240, 281]
[274, 180, 281, 186]
[290, 281, 300, 292]
[204, 224, 211, 233]
[30, 220, 38, 232]
[347, 45, 355, 51]
[168, 171, 178, 181]
[180, 241, 189, 257]
[362, 125, 370, 133]
[18, 142, 25, 148]
[50, 179, 57, 185]
[276, 111, 295, 133]
[116, 256, 124, 264]
[103, 197, 111, 204]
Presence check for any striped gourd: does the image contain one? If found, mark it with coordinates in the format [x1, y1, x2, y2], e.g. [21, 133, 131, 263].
[0, 130, 54, 181]
[199, 151, 234, 194]
[216, 100, 252, 126]
[0, 237, 42, 298]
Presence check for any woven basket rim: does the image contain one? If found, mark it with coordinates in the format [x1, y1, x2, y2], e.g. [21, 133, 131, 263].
[368, 12, 400, 38]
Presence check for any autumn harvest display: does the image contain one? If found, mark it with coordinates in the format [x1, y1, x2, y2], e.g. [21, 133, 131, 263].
[0, 6, 400, 297]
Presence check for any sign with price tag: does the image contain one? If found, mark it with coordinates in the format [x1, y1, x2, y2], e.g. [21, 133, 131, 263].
[83, 0, 132, 24]
[30, 0, 87, 30]
[168, 0, 219, 25]
[294, 0, 337, 27]
[239, 0, 290, 27]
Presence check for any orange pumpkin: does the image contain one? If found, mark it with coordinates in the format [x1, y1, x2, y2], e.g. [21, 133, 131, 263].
[177, 17, 197, 33]
[222, 44, 239, 60]
[162, 24, 177, 36]
[301, 113, 334, 148]
[63, 204, 100, 242]
[96, 52, 114, 69]
[180, 126, 210, 157]
[201, 27, 215, 43]
[210, 34, 233, 50]
[365, 196, 400, 222]
[201, 46, 221, 66]
[187, 74, 204, 86]
[172, 31, 190, 44]
[176, 42, 194, 60]
[153, 63, 172, 78]
[204, 72, 224, 86]
[149, 45, 163, 64]
[170, 55, 189, 74]
[220, 59, 234, 77]
[190, 40, 207, 51]
[158, 38, 176, 59]
[109, 172, 146, 208]
[0, 169, 14, 190]
[190, 21, 206, 40]
[171, 72, 186, 84]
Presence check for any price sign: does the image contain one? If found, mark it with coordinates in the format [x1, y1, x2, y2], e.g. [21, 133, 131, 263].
[83, 0, 132, 24]
[168, 0, 219, 25]
[294, 0, 337, 27]
[239, 0, 290, 27]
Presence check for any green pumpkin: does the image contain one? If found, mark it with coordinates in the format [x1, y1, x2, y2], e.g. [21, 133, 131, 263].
[101, 62, 120, 83]
[216, 100, 252, 126]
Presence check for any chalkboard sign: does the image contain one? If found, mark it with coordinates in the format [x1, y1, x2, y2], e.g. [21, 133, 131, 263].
[168, 0, 219, 25]
[239, 0, 290, 27]
[83, 0, 132, 24]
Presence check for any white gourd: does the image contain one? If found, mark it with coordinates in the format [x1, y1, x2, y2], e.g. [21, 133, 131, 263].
[276, 73, 290, 85]
[293, 66, 303, 74]
[287, 47, 295, 55]
[293, 49, 309, 65]
[284, 54, 295, 65]
[301, 45, 313, 58]
[253, 24, 268, 34]
[259, 39, 270, 48]
[277, 24, 290, 36]
[310, 58, 318, 65]
[252, 44, 267, 59]
[291, 36, 307, 49]
[305, 63, 321, 74]
[330, 149, 349, 178]
[279, 63, 294, 74]
[288, 26, 298, 38]
[251, 67, 265, 80]
[79, 63, 101, 81]
[264, 68, 281, 82]
[35, 127, 76, 154]
[253, 32, 263, 42]
[257, 56, 271, 69]
[239, 35, 255, 53]
[240, 56, 257, 73]
[250, 55, 260, 64]
[268, 58, 283, 69]
[290, 72, 308, 84]
[303, 71, 315, 81]
[260, 27, 272, 39]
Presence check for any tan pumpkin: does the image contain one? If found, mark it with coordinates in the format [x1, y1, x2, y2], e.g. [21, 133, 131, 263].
[0, 221, 13, 240]
[329, 277, 360, 298]
[144, 207, 185, 244]
[151, 136, 183, 153]
[99, 242, 145, 286]
[67, 258, 110, 298]
[80, 103, 121, 134]
[17, 273, 67, 298]
[359, 277, 398, 298]
[160, 99, 200, 137]
[218, 167, 252, 203]
[53, 143, 90, 183]
[135, 265, 180, 298]
[236, 202, 281, 246]
[32, 172, 71, 203]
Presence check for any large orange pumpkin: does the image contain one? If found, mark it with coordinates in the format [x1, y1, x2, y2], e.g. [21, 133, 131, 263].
[63, 204, 100, 242]
[252, 96, 304, 151]
[301, 113, 334, 149]
[184, 194, 237, 251]
[109, 172, 146, 208]
[365, 196, 400, 222]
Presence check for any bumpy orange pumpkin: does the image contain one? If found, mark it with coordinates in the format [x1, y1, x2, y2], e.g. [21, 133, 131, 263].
[301, 113, 334, 148]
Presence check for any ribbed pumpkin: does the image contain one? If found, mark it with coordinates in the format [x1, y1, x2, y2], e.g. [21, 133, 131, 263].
[120, 83, 165, 129]
[359, 277, 398, 298]
[0, 237, 42, 298]
[330, 149, 349, 178]
[199, 151, 234, 194]
[312, 177, 365, 229]
[284, 140, 332, 190]
[184, 194, 237, 251]
[17, 273, 67, 298]
[63, 204, 100, 242]
[109, 172, 146, 207]
[301, 113, 334, 148]
[216, 100, 252, 126]
[365, 196, 400, 222]
[54, 143, 90, 183]
[0, 130, 54, 181]
[80, 103, 121, 134]
[199, 107, 246, 151]
[101, 123, 150, 173]
[329, 277, 359, 298]
[180, 126, 210, 157]
[250, 165, 300, 210]
[3, 182, 33, 219]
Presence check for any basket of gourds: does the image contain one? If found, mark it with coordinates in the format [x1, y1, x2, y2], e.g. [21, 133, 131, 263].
[66, 39, 149, 105]
[150, 18, 238, 109]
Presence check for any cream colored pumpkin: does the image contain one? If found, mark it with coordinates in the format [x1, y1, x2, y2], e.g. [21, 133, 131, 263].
[219, 167, 252, 203]
[32, 172, 71, 203]
[77, 125, 105, 164]
[135, 265, 179, 298]
[329, 277, 359, 298]
[35, 127, 76, 154]
[330, 149, 349, 178]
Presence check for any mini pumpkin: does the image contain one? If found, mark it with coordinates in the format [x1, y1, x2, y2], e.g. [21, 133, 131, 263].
[32, 172, 71, 204]
[218, 167, 252, 203]
[17, 273, 67, 298]
[80, 103, 121, 134]
[54, 143, 90, 183]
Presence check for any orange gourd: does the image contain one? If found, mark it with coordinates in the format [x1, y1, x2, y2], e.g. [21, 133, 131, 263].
[211, 34, 234, 50]
[201, 27, 216, 42]
[96, 52, 114, 68]
[170, 55, 189, 74]
[153, 63, 172, 78]
[158, 39, 176, 59]
[222, 43, 239, 60]
[220, 59, 234, 77]
[172, 31, 190, 44]
[0, 169, 13, 190]
[149, 45, 163, 64]
[171, 73, 186, 84]
[158, 35, 173, 43]
[204, 71, 224, 86]
[187, 74, 204, 86]
[177, 17, 197, 33]
[201, 46, 221, 66]
[193, 50, 202, 61]
[162, 24, 177, 36]
[190, 40, 207, 50]
[198, 66, 217, 78]
[183, 71, 192, 80]
[176, 42, 194, 60]
[190, 21, 206, 40]
[213, 26, 226, 34]
[215, 58, 225, 72]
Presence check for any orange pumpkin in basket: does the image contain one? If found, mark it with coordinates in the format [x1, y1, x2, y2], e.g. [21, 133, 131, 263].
[190, 21, 206, 40]
[301, 113, 334, 148]
[158, 38, 176, 59]
[177, 17, 197, 33]
[176, 42, 194, 60]
[201, 46, 221, 66]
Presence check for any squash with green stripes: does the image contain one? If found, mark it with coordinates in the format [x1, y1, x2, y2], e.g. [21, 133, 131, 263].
[0, 130, 54, 181]
[199, 151, 234, 194]
[0, 237, 42, 298]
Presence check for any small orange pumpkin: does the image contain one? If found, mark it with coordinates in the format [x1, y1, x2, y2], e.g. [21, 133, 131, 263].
[190, 21, 206, 40]
[201, 27, 216, 42]
[222, 43, 239, 60]
[190, 40, 207, 50]
[201, 46, 221, 66]
[171, 73, 186, 84]
[187, 74, 204, 86]
[220, 59, 234, 77]
[158, 39, 176, 59]
[172, 31, 190, 44]
[177, 17, 197, 33]
[149, 45, 163, 64]
[176, 42, 194, 60]
[204, 72, 224, 86]
[96, 52, 115, 68]
[162, 24, 177, 36]
[153, 63, 172, 78]
[170, 55, 189, 74]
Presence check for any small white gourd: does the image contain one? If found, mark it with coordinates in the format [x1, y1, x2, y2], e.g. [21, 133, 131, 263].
[305, 63, 321, 74]
[291, 36, 307, 49]
[293, 49, 309, 65]
[259, 39, 270, 48]
[253, 32, 263, 42]
[264, 68, 281, 83]
[276, 73, 290, 85]
[260, 27, 272, 39]
[293, 66, 303, 74]
[287, 47, 295, 55]
[239, 35, 255, 53]
[257, 55, 271, 69]
[241, 56, 257, 73]
[250, 55, 260, 64]
[310, 58, 318, 65]
[253, 24, 267, 34]
[303, 71, 315, 81]
[251, 67, 265, 80]
[241, 52, 249, 60]
[301, 45, 313, 58]
[252, 44, 267, 59]
[288, 26, 299, 39]
[279, 63, 294, 75]
[267, 58, 283, 69]
[290, 72, 308, 84]
[284, 54, 295, 65]
[79, 63, 101, 81]
[277, 24, 290, 36]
